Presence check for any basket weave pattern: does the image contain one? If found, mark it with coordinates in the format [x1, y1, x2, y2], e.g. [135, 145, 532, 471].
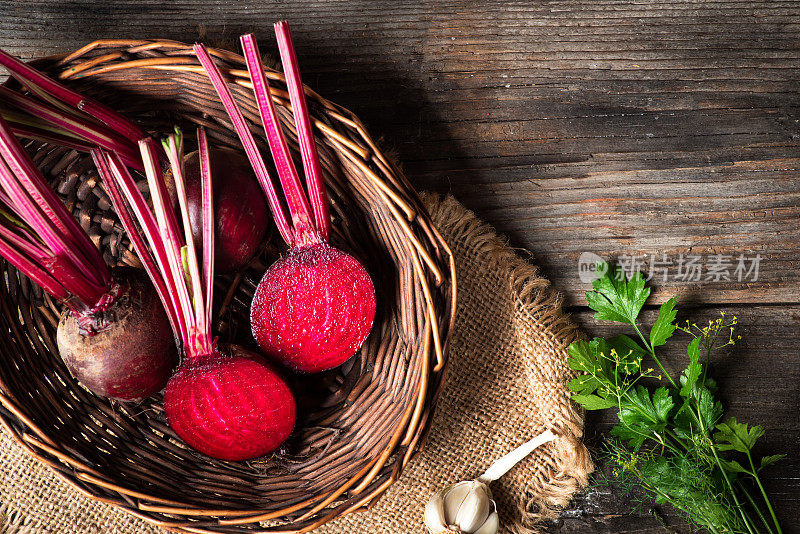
[0, 40, 455, 533]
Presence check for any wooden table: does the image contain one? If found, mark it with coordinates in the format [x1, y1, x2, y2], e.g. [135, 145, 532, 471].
[2, 1, 798, 532]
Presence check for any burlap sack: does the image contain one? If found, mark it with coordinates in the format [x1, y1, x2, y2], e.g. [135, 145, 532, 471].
[0, 194, 592, 534]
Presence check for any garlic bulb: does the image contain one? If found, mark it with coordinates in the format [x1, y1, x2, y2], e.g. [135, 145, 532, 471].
[423, 429, 556, 534]
[424, 480, 498, 534]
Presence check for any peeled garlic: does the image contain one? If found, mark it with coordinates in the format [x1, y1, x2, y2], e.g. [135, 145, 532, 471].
[423, 429, 556, 534]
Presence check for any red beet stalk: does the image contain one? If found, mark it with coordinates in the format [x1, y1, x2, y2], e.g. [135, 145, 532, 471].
[0, 48, 146, 144]
[0, 85, 142, 168]
[0, 47, 271, 270]
[95, 130, 296, 461]
[0, 115, 176, 401]
[194, 25, 376, 374]
[0, 48, 146, 170]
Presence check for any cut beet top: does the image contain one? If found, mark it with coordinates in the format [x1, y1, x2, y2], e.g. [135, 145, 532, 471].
[195, 23, 377, 373]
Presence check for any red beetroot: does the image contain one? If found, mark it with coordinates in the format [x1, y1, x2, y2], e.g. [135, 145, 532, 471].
[195, 24, 376, 373]
[95, 130, 295, 461]
[183, 148, 269, 273]
[0, 112, 176, 402]
[252, 245, 375, 373]
[164, 346, 295, 460]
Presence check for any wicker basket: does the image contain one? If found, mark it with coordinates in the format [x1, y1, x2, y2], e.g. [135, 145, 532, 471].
[0, 40, 455, 533]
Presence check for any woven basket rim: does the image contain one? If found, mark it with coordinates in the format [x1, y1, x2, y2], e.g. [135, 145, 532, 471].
[0, 38, 457, 533]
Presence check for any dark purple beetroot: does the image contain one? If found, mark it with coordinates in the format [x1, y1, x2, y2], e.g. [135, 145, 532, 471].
[56, 267, 178, 401]
[163, 345, 296, 461]
[184, 148, 269, 273]
[251, 244, 376, 373]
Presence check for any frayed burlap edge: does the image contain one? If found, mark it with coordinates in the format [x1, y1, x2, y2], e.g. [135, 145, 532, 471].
[0, 503, 35, 534]
[420, 193, 593, 534]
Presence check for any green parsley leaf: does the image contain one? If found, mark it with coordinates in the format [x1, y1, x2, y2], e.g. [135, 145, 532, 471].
[567, 374, 601, 395]
[697, 386, 724, 432]
[650, 297, 678, 348]
[571, 394, 618, 410]
[759, 454, 786, 472]
[720, 458, 750, 475]
[679, 337, 702, 398]
[714, 418, 764, 453]
[614, 386, 675, 449]
[610, 423, 649, 451]
[585, 262, 650, 324]
[619, 385, 674, 425]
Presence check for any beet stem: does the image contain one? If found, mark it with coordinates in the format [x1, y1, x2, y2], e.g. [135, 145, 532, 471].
[92, 149, 185, 340]
[0, 215, 70, 301]
[102, 150, 190, 342]
[240, 34, 319, 247]
[139, 139, 197, 349]
[273, 22, 331, 242]
[0, 115, 111, 307]
[197, 127, 215, 324]
[5, 119, 92, 150]
[2, 114, 140, 168]
[0, 47, 146, 144]
[166, 132, 212, 355]
[0, 205, 49, 260]
[0, 87, 141, 167]
[193, 43, 296, 248]
[0, 116, 109, 287]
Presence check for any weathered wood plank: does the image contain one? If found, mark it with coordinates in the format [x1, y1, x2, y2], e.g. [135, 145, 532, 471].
[3, 0, 799, 305]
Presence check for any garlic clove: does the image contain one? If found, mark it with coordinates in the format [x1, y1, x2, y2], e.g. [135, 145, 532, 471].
[442, 481, 473, 525]
[423, 430, 557, 534]
[423, 489, 449, 534]
[473, 511, 499, 534]
[454, 482, 492, 532]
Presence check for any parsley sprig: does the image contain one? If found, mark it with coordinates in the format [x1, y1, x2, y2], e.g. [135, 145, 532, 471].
[568, 263, 784, 534]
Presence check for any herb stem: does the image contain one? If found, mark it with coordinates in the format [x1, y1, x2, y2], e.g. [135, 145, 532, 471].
[689, 381, 755, 534]
[664, 428, 689, 452]
[738, 479, 776, 534]
[747, 451, 783, 534]
[632, 321, 678, 389]
[710, 441, 757, 534]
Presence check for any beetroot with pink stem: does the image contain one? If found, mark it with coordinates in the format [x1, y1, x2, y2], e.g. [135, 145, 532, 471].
[195, 23, 376, 373]
[0, 115, 176, 401]
[94, 130, 296, 461]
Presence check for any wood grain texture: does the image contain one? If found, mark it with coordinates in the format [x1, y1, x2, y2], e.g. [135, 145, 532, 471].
[2, 0, 800, 306]
[1, 1, 798, 532]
